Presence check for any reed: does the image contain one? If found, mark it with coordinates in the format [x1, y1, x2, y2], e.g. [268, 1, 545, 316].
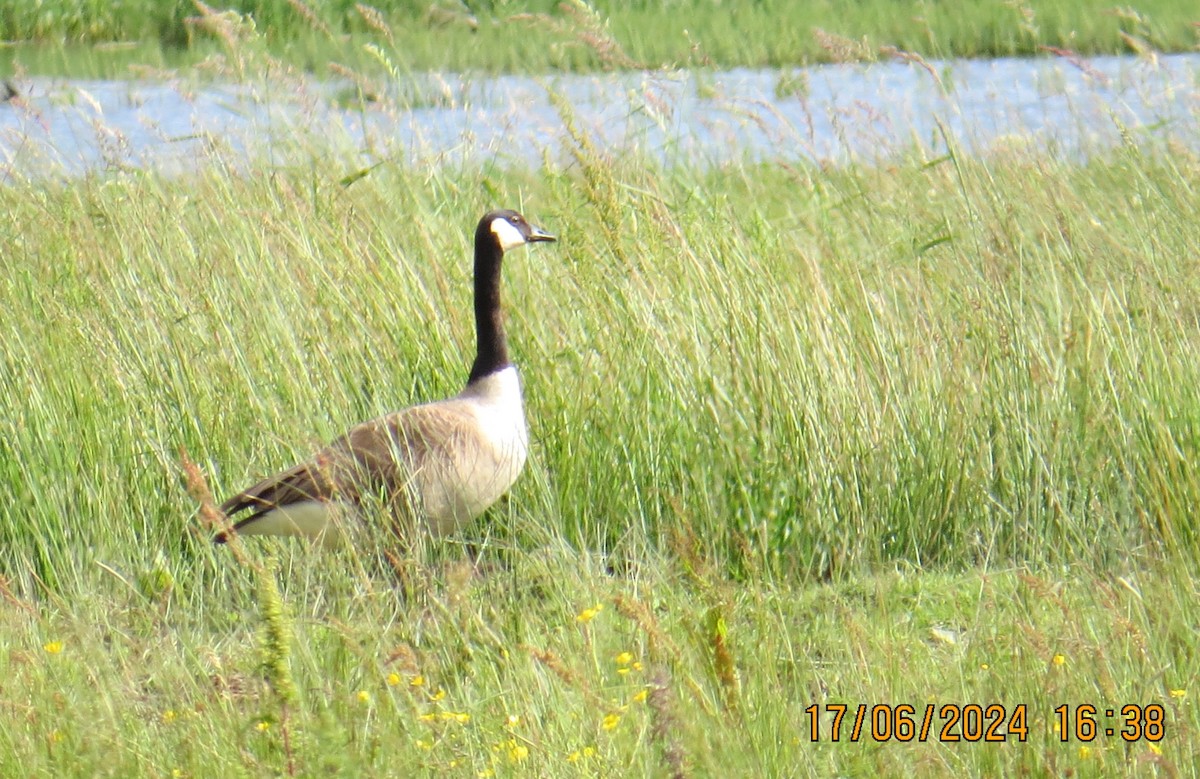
[2, 0, 1197, 77]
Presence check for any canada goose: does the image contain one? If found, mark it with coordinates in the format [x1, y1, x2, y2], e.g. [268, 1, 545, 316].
[214, 209, 556, 547]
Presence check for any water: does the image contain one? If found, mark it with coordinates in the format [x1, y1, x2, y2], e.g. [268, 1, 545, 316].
[1, 53, 1197, 178]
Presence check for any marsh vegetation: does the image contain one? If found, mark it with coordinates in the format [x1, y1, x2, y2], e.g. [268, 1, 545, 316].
[2, 1, 1199, 776]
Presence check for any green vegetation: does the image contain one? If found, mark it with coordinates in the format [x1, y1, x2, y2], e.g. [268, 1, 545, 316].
[1, 61, 1199, 772]
[0, 0, 1197, 77]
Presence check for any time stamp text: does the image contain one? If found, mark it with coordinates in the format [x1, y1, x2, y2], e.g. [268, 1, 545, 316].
[804, 703, 1166, 743]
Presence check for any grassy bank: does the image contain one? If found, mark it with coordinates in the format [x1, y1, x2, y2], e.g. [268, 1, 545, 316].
[1, 99, 1199, 774]
[1, 0, 1198, 77]
[2, 556, 1196, 776]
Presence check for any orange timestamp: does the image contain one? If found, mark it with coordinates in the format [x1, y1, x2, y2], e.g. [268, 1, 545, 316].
[804, 703, 1029, 742]
[1054, 704, 1165, 742]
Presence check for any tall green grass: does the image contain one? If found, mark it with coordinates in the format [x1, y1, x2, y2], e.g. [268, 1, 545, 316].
[6, 142, 1200, 582]
[1, 77, 1199, 773]
[1, 0, 1198, 77]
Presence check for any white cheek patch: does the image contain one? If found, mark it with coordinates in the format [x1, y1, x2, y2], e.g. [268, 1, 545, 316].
[490, 218, 527, 251]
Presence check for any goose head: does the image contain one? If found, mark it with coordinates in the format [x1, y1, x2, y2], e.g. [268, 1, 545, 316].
[479, 209, 557, 253]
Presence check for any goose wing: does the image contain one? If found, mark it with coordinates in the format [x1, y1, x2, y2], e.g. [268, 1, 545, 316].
[218, 402, 476, 527]
[218, 458, 338, 518]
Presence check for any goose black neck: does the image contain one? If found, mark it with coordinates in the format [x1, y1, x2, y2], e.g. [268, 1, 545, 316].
[467, 229, 508, 384]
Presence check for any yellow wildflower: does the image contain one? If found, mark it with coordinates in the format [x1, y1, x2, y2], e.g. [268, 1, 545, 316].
[567, 751, 581, 763]
[387, 673, 401, 686]
[507, 740, 529, 763]
[632, 661, 643, 671]
[1149, 744, 1163, 756]
[1079, 746, 1091, 759]
[980, 663, 990, 670]
[632, 689, 648, 703]
[576, 604, 603, 623]
[1170, 689, 1186, 699]
[582, 746, 595, 758]
[256, 721, 270, 732]
[428, 688, 446, 702]
[162, 710, 178, 724]
[357, 690, 371, 704]
[615, 652, 634, 666]
[602, 713, 620, 731]
[410, 675, 425, 688]
[419, 713, 438, 722]
[43, 641, 63, 655]
[1052, 654, 1066, 666]
[455, 712, 470, 724]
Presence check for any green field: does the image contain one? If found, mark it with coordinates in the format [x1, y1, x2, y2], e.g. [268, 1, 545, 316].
[2, 91, 1199, 772]
[3, 0, 1200, 775]
[0, 0, 1198, 77]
